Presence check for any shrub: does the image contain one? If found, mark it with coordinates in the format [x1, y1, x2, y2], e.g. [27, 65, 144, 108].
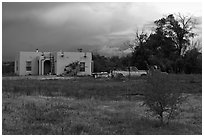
[143, 70, 185, 126]
[113, 73, 125, 81]
[64, 61, 80, 76]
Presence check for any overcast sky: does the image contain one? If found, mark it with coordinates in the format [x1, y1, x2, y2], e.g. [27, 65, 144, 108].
[2, 2, 202, 61]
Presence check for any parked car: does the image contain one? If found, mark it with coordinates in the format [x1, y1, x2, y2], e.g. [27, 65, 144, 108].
[112, 67, 147, 77]
[92, 72, 109, 78]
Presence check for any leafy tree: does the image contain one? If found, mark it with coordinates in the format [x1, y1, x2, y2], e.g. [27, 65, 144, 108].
[145, 30, 178, 71]
[2, 61, 15, 75]
[121, 55, 132, 70]
[131, 45, 151, 70]
[109, 56, 122, 70]
[154, 14, 196, 56]
[131, 14, 199, 73]
[93, 54, 132, 72]
[183, 48, 202, 74]
[91, 14, 200, 74]
[131, 30, 151, 70]
[92, 54, 110, 72]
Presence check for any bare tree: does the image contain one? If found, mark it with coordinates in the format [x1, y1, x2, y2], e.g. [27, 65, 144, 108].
[166, 14, 197, 55]
[143, 70, 186, 125]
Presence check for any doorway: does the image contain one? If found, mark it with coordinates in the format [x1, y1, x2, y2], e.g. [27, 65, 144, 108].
[44, 60, 51, 75]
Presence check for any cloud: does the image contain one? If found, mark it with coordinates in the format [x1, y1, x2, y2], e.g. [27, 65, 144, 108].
[2, 2, 202, 60]
[98, 45, 123, 57]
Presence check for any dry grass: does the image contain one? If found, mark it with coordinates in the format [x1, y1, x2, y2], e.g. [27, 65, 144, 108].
[2, 74, 202, 135]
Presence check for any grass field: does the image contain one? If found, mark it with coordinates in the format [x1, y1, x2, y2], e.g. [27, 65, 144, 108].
[2, 74, 202, 135]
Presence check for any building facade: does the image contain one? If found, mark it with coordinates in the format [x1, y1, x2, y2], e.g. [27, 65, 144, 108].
[15, 50, 93, 76]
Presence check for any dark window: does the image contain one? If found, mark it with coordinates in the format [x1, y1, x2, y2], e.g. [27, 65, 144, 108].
[26, 61, 32, 71]
[80, 62, 85, 72]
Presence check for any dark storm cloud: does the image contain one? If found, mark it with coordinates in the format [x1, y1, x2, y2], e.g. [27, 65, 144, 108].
[2, 2, 202, 60]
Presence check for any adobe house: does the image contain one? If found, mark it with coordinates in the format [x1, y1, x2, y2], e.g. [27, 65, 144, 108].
[15, 50, 93, 76]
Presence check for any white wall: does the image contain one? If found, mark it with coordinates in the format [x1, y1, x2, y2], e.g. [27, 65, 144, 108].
[15, 51, 93, 76]
[17, 52, 42, 75]
[38, 52, 53, 75]
[55, 52, 92, 75]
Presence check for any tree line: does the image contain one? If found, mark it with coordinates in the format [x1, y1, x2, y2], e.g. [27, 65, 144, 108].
[93, 14, 202, 74]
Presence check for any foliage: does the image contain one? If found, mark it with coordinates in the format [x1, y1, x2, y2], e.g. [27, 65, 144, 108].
[2, 61, 15, 76]
[154, 14, 196, 56]
[92, 54, 110, 72]
[92, 54, 131, 72]
[143, 70, 185, 125]
[113, 73, 125, 81]
[64, 61, 80, 76]
[131, 14, 201, 74]
[183, 48, 202, 74]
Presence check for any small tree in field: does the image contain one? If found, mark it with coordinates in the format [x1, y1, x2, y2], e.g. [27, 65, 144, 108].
[143, 70, 185, 125]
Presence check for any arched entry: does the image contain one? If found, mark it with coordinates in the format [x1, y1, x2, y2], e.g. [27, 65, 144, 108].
[44, 60, 51, 75]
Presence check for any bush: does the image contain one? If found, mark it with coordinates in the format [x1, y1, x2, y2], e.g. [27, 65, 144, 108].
[64, 61, 80, 76]
[143, 70, 185, 125]
[113, 73, 125, 81]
